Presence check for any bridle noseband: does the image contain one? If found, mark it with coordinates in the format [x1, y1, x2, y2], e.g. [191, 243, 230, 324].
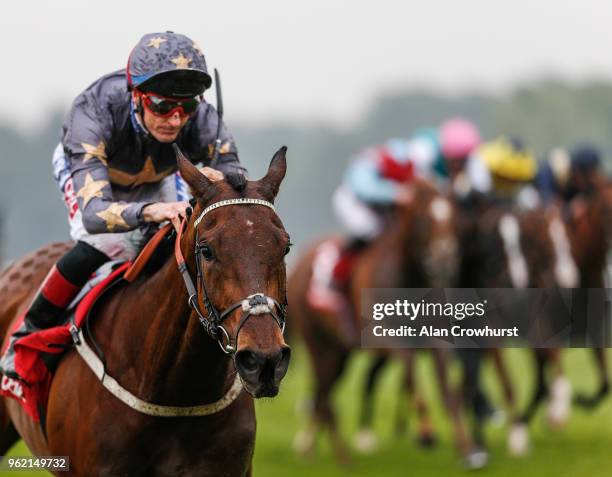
[175, 198, 287, 355]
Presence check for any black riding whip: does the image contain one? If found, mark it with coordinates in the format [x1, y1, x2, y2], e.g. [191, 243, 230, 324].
[210, 68, 224, 168]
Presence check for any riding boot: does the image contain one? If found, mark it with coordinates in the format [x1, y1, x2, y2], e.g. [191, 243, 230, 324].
[0, 241, 109, 380]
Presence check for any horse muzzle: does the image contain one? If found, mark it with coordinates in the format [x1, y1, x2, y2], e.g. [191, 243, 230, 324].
[235, 345, 291, 398]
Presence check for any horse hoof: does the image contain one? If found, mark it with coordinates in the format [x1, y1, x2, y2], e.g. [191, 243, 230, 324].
[353, 429, 379, 454]
[508, 423, 529, 457]
[464, 448, 488, 470]
[547, 377, 571, 428]
[416, 432, 438, 449]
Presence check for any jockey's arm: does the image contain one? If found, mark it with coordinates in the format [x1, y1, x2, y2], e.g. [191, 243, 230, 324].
[69, 150, 153, 234]
[141, 168, 225, 230]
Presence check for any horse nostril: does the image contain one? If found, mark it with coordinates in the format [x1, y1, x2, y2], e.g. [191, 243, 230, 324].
[274, 346, 291, 381]
[235, 350, 262, 375]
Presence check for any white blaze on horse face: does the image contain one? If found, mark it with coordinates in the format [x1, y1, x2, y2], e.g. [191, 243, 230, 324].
[245, 219, 254, 235]
[498, 214, 529, 288]
[548, 215, 579, 287]
[429, 198, 452, 223]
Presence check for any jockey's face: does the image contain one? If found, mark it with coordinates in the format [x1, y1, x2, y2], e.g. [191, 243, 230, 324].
[142, 106, 190, 143]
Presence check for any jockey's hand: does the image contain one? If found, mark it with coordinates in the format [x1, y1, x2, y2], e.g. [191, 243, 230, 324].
[394, 186, 415, 206]
[198, 166, 224, 182]
[142, 201, 191, 232]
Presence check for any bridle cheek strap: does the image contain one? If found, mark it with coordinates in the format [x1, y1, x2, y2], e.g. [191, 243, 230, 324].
[174, 200, 287, 355]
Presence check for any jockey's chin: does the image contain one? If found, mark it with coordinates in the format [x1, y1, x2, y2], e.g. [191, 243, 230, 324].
[143, 109, 190, 143]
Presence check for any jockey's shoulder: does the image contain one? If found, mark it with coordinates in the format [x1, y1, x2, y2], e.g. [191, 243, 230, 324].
[71, 70, 130, 115]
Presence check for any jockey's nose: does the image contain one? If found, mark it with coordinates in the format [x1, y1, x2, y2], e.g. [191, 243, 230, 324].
[168, 112, 182, 127]
[235, 346, 291, 396]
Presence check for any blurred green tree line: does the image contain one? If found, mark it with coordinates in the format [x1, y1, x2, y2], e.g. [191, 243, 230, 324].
[1, 79, 612, 261]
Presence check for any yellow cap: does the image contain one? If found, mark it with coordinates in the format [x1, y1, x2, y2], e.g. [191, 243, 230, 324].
[479, 137, 538, 182]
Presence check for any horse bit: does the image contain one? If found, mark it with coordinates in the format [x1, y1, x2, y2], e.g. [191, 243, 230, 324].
[175, 198, 287, 355]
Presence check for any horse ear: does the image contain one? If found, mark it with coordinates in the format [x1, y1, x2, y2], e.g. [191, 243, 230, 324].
[259, 146, 287, 201]
[174, 144, 217, 202]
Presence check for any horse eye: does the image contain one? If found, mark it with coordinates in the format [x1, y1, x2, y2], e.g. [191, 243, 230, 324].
[284, 241, 293, 256]
[200, 243, 215, 261]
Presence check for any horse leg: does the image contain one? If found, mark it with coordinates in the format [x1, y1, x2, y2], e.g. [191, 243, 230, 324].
[295, 343, 350, 465]
[521, 349, 548, 423]
[457, 349, 487, 449]
[314, 348, 351, 465]
[489, 349, 517, 417]
[488, 349, 529, 456]
[575, 348, 610, 408]
[545, 349, 572, 427]
[0, 397, 19, 457]
[402, 351, 436, 448]
[353, 353, 387, 453]
[431, 349, 485, 469]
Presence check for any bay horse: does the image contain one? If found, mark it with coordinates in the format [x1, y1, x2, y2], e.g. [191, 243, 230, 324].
[567, 177, 612, 408]
[459, 196, 579, 454]
[289, 178, 483, 467]
[0, 147, 291, 476]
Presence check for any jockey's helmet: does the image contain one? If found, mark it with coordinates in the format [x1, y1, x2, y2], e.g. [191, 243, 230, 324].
[439, 118, 481, 160]
[570, 143, 602, 173]
[127, 32, 212, 98]
[478, 136, 537, 183]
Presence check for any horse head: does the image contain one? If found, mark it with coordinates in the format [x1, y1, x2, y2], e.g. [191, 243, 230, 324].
[177, 147, 291, 398]
[396, 178, 460, 288]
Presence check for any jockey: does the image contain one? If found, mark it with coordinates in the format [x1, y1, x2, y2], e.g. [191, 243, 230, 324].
[534, 147, 572, 203]
[568, 142, 604, 198]
[462, 136, 538, 207]
[438, 118, 481, 196]
[407, 127, 445, 180]
[0, 32, 245, 380]
[308, 140, 415, 310]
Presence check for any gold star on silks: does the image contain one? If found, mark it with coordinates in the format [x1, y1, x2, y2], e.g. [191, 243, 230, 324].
[76, 173, 108, 207]
[81, 141, 107, 165]
[108, 156, 174, 188]
[96, 203, 130, 231]
[146, 36, 167, 49]
[207, 142, 232, 158]
[171, 52, 192, 69]
[219, 141, 231, 154]
[192, 42, 204, 56]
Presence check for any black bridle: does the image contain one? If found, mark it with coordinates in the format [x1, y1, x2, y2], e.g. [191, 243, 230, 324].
[175, 198, 287, 355]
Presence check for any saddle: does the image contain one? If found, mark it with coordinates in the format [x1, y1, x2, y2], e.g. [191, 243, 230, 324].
[0, 224, 174, 422]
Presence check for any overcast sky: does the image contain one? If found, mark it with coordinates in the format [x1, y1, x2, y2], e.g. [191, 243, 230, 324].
[2, 0, 612, 130]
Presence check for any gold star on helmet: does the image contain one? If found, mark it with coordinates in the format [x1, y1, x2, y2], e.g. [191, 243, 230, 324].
[81, 141, 107, 165]
[108, 156, 174, 188]
[96, 203, 130, 231]
[192, 42, 204, 56]
[76, 173, 108, 207]
[171, 52, 192, 69]
[146, 36, 167, 49]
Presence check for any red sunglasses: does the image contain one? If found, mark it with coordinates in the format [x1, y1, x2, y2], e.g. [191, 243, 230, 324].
[138, 91, 202, 118]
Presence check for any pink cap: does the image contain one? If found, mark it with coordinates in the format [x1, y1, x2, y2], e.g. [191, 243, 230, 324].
[440, 118, 481, 160]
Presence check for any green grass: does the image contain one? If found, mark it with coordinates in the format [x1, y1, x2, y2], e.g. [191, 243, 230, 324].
[2, 347, 611, 476]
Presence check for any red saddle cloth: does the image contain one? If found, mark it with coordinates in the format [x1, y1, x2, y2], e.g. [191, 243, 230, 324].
[0, 262, 131, 422]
